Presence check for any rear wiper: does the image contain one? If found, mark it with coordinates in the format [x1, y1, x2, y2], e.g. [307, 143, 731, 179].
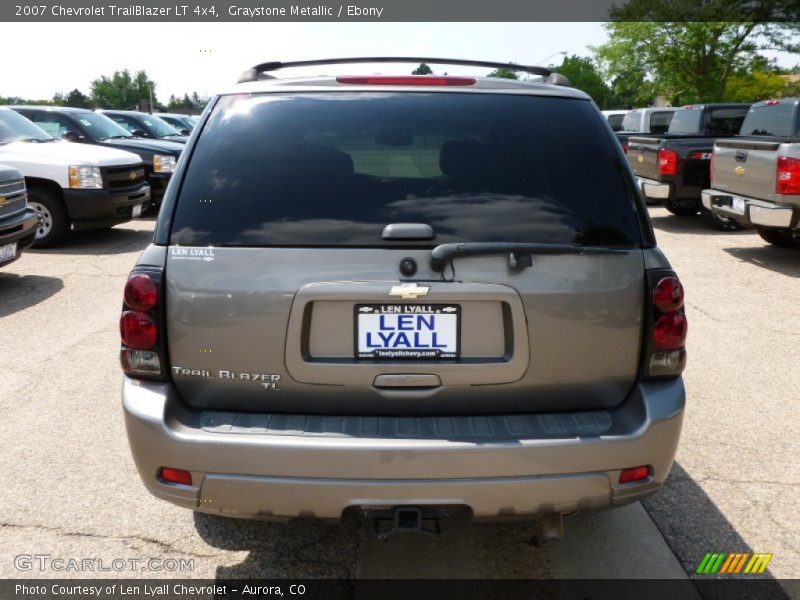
[430, 242, 629, 272]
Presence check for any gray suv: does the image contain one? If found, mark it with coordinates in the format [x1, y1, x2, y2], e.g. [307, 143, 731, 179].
[121, 58, 687, 536]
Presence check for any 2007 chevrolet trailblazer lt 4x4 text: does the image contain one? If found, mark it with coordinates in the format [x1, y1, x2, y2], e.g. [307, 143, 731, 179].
[121, 58, 687, 539]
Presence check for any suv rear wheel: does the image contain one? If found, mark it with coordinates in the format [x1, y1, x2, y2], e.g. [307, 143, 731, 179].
[757, 227, 800, 248]
[27, 188, 69, 247]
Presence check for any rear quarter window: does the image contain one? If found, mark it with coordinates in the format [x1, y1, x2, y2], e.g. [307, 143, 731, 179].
[170, 92, 642, 248]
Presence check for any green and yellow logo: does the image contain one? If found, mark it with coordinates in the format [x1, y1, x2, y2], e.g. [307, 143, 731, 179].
[696, 552, 772, 575]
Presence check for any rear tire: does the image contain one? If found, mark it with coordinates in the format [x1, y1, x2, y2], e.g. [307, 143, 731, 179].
[664, 198, 700, 217]
[757, 228, 800, 248]
[27, 188, 69, 247]
[700, 206, 743, 231]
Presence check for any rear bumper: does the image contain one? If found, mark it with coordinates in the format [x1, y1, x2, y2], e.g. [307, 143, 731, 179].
[123, 377, 685, 520]
[0, 208, 38, 267]
[636, 177, 671, 200]
[63, 184, 150, 229]
[702, 189, 799, 229]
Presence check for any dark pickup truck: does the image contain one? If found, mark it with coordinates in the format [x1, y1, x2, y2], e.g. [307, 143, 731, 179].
[627, 103, 750, 229]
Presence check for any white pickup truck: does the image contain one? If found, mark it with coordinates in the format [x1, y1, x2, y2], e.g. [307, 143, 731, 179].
[0, 107, 150, 246]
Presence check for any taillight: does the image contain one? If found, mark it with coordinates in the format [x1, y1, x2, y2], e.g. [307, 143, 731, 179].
[336, 75, 476, 86]
[621, 142, 629, 154]
[124, 274, 158, 311]
[776, 156, 800, 196]
[644, 270, 687, 379]
[120, 311, 157, 349]
[658, 148, 679, 176]
[120, 270, 165, 379]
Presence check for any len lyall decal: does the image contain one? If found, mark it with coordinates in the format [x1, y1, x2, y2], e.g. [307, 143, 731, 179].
[696, 552, 772, 574]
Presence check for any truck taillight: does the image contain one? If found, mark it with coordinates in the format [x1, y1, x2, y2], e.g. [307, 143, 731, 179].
[120, 270, 165, 379]
[658, 149, 679, 176]
[776, 156, 800, 196]
[644, 271, 687, 379]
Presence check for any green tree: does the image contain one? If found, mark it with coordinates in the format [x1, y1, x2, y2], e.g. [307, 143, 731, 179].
[412, 63, 433, 75]
[555, 55, 612, 107]
[90, 69, 157, 109]
[487, 68, 519, 80]
[726, 70, 800, 102]
[596, 12, 800, 105]
[53, 89, 92, 108]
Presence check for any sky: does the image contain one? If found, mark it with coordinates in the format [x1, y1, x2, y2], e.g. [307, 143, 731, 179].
[1, 22, 797, 101]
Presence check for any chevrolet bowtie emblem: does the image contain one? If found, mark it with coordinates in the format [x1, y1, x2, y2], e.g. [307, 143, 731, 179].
[637, 155, 644, 163]
[129, 170, 137, 181]
[0, 195, 5, 206]
[734, 166, 745, 176]
[389, 283, 430, 299]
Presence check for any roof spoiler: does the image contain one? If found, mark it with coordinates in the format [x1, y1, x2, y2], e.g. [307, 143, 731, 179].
[237, 57, 572, 87]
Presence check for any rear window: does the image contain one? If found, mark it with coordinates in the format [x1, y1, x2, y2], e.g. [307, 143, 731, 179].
[739, 104, 796, 138]
[648, 111, 674, 133]
[607, 114, 625, 131]
[621, 112, 641, 132]
[668, 109, 702, 134]
[170, 93, 641, 248]
[707, 107, 748, 135]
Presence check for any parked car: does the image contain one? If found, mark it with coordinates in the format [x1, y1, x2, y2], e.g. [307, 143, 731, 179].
[0, 108, 150, 247]
[0, 165, 38, 267]
[99, 110, 189, 144]
[11, 106, 183, 207]
[704, 98, 800, 247]
[121, 58, 687, 537]
[154, 112, 197, 135]
[627, 103, 750, 229]
[602, 109, 629, 132]
[616, 107, 679, 152]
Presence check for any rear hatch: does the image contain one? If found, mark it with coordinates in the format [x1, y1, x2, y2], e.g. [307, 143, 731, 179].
[165, 90, 648, 415]
[712, 101, 798, 202]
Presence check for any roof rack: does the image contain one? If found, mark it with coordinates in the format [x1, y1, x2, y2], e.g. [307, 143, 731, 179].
[237, 57, 571, 87]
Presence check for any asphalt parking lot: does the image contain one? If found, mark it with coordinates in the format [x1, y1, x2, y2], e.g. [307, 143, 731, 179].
[0, 208, 797, 588]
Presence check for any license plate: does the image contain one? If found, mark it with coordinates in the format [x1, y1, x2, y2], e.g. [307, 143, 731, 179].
[355, 304, 460, 359]
[132, 204, 142, 218]
[731, 197, 745, 214]
[0, 242, 17, 263]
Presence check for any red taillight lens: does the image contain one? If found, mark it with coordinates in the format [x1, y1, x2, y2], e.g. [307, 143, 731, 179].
[336, 75, 476, 86]
[159, 467, 192, 486]
[124, 274, 158, 311]
[653, 276, 684, 313]
[658, 148, 679, 176]
[621, 142, 629, 154]
[776, 156, 800, 196]
[120, 310, 157, 349]
[619, 466, 650, 484]
[653, 313, 688, 350]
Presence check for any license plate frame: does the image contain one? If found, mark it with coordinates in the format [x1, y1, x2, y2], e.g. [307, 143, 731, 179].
[355, 303, 460, 360]
[132, 204, 143, 218]
[730, 196, 746, 215]
[0, 242, 17, 264]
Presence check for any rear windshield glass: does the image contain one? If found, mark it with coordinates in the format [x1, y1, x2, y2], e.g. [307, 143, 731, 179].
[649, 111, 674, 133]
[668, 109, 702, 134]
[621, 112, 641, 132]
[739, 104, 796, 138]
[607, 114, 624, 131]
[171, 93, 641, 248]
[707, 107, 749, 135]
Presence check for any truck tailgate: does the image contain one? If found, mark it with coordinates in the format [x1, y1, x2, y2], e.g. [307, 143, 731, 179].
[627, 136, 663, 180]
[712, 139, 781, 202]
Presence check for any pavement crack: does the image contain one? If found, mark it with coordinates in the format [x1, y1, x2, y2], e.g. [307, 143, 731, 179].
[0, 521, 217, 559]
